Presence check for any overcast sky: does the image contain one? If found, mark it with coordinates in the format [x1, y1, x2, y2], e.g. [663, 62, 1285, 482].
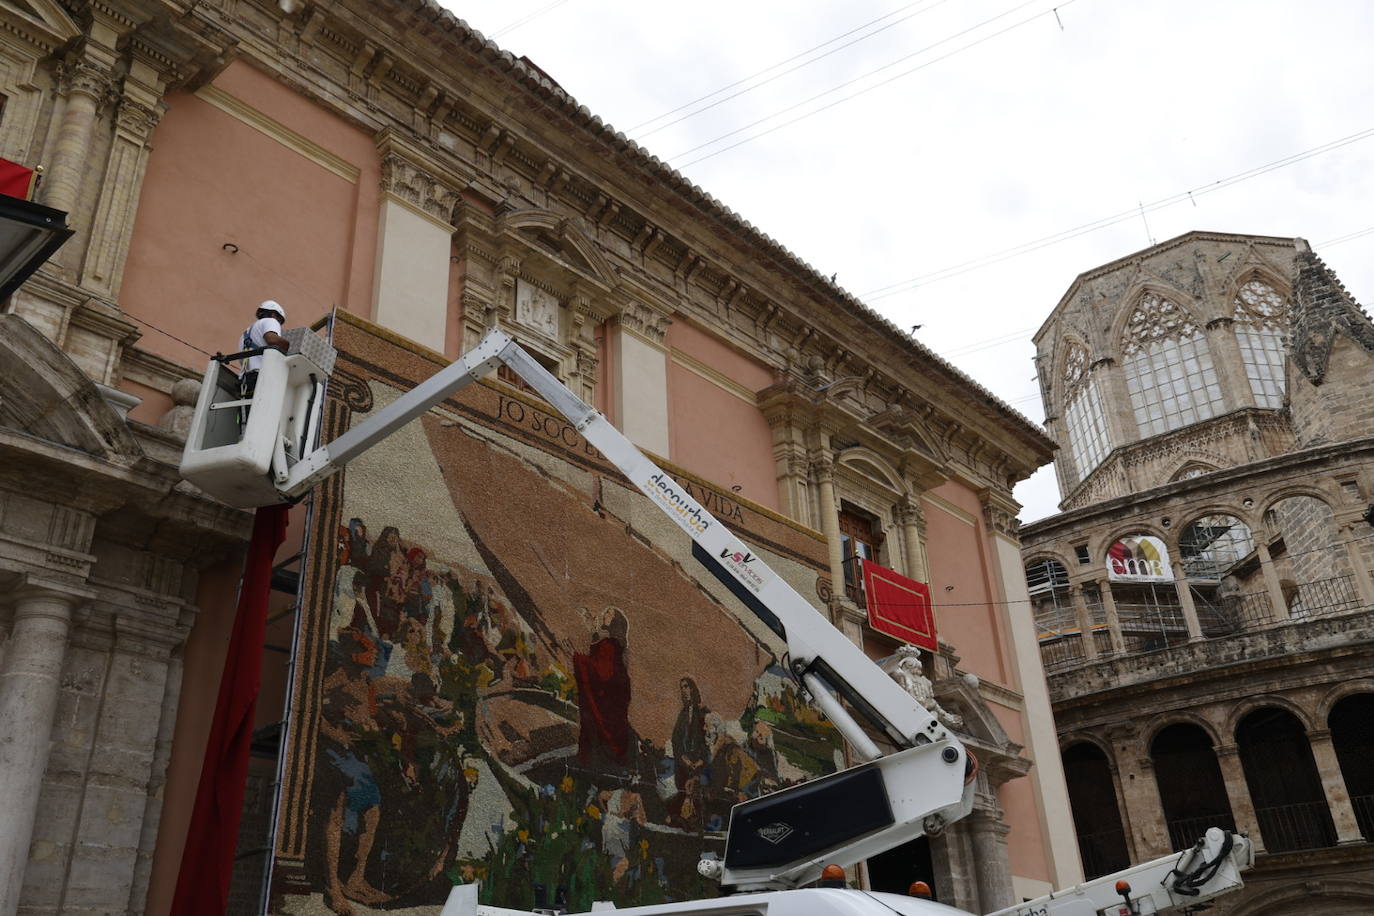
[440, 0, 1374, 523]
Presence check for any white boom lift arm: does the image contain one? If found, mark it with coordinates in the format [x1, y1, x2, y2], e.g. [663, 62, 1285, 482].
[180, 328, 1253, 912]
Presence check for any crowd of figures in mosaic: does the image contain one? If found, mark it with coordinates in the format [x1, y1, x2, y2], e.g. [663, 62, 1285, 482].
[284, 386, 843, 915]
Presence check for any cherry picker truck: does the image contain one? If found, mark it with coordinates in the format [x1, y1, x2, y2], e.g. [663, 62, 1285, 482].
[180, 327, 1254, 916]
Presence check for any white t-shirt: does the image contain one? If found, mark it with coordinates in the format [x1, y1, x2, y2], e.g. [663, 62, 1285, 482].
[243, 315, 283, 371]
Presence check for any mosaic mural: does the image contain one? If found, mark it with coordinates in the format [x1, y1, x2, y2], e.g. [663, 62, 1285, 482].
[270, 316, 839, 915]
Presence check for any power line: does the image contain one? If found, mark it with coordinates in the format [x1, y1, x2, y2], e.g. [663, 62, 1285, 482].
[631, 0, 953, 138]
[490, 0, 571, 40]
[672, 0, 1068, 167]
[858, 124, 1374, 301]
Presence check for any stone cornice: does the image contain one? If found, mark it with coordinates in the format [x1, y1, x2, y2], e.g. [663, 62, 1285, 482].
[195, 0, 1053, 468]
[1024, 433, 1374, 544]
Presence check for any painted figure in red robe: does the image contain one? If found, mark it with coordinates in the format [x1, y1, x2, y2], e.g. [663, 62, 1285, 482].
[572, 606, 631, 770]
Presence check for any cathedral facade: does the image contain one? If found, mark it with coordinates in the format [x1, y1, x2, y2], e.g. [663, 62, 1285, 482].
[1021, 231, 1374, 914]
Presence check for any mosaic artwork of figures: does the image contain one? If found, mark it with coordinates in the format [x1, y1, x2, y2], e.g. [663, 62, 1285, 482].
[306, 510, 839, 915]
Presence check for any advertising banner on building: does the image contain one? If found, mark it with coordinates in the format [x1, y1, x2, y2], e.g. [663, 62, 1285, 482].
[861, 559, 937, 651]
[270, 313, 841, 913]
[1106, 535, 1173, 581]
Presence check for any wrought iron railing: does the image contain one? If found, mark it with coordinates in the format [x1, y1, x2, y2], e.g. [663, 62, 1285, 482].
[1288, 574, 1361, 620]
[1254, 800, 1337, 853]
[1040, 571, 1372, 676]
[1352, 794, 1374, 841]
[1076, 827, 1131, 880]
[1167, 812, 1237, 851]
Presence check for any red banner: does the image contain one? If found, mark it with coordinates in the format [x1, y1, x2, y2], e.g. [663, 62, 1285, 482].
[861, 559, 937, 650]
[0, 157, 36, 200]
[171, 503, 290, 916]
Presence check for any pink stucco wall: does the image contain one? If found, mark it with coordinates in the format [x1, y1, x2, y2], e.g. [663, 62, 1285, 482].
[664, 319, 778, 511]
[120, 60, 380, 399]
[991, 702, 1052, 883]
[923, 483, 1010, 684]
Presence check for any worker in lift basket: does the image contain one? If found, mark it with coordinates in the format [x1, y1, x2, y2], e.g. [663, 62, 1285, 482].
[240, 299, 290, 397]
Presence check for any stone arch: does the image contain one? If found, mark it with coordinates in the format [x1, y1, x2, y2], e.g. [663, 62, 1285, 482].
[1109, 280, 1207, 354]
[1024, 549, 1074, 573]
[1097, 522, 1169, 559]
[1258, 483, 1339, 522]
[1149, 720, 1236, 850]
[1226, 265, 1294, 311]
[1235, 704, 1337, 852]
[498, 207, 618, 289]
[1225, 695, 1316, 736]
[836, 446, 907, 497]
[1162, 449, 1229, 484]
[1316, 679, 1374, 724]
[1143, 711, 1225, 752]
[1227, 880, 1374, 916]
[1060, 731, 1117, 765]
[0, 314, 142, 464]
[1060, 739, 1131, 878]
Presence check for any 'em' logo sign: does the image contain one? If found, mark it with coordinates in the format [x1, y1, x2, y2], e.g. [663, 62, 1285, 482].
[1105, 535, 1173, 582]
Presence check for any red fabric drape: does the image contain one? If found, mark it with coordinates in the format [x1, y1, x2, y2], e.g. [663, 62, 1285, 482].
[171, 503, 290, 915]
[0, 157, 36, 200]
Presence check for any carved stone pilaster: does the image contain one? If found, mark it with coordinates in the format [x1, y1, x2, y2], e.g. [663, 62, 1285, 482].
[618, 300, 671, 345]
[57, 59, 116, 106]
[379, 153, 460, 222]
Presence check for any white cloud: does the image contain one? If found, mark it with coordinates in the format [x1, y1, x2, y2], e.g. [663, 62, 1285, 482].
[443, 0, 1374, 522]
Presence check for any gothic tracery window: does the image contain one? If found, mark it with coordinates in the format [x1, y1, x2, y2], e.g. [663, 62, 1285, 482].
[1121, 293, 1224, 437]
[1062, 341, 1111, 478]
[1233, 278, 1290, 409]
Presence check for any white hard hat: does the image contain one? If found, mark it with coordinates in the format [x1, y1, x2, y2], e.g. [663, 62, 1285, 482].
[260, 299, 286, 321]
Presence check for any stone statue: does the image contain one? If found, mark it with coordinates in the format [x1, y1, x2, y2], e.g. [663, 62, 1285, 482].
[886, 645, 962, 728]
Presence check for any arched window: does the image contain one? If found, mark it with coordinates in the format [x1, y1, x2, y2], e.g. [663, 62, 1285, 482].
[1121, 293, 1224, 437]
[1062, 341, 1112, 477]
[1062, 743, 1130, 878]
[1026, 559, 1081, 669]
[1179, 514, 1254, 580]
[1170, 462, 1217, 482]
[1151, 723, 1236, 850]
[1329, 694, 1374, 840]
[1236, 707, 1336, 852]
[1233, 278, 1291, 409]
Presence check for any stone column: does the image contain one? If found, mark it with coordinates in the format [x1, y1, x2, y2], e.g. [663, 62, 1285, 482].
[1171, 560, 1204, 641]
[1254, 535, 1290, 623]
[0, 578, 92, 916]
[896, 496, 927, 582]
[1116, 754, 1170, 858]
[1071, 583, 1099, 660]
[43, 63, 111, 216]
[928, 821, 979, 913]
[1097, 577, 1125, 655]
[1308, 730, 1364, 845]
[813, 455, 847, 597]
[1204, 317, 1252, 417]
[1214, 744, 1265, 854]
[968, 811, 1014, 912]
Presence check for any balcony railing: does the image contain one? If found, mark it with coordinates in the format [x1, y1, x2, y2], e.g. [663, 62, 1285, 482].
[1352, 794, 1374, 841]
[1167, 812, 1237, 852]
[1254, 800, 1337, 853]
[1288, 573, 1361, 619]
[1076, 827, 1131, 880]
[1038, 572, 1371, 676]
